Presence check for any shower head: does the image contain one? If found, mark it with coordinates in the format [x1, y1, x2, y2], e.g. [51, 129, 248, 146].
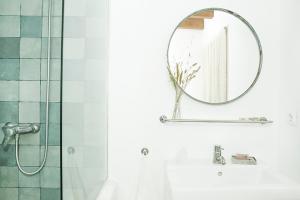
[1, 122, 40, 151]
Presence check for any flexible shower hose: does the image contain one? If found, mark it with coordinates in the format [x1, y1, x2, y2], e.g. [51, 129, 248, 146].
[15, 0, 53, 175]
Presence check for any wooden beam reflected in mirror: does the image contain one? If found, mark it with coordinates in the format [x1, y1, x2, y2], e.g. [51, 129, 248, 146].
[190, 10, 214, 19]
[179, 18, 204, 29]
[179, 10, 214, 30]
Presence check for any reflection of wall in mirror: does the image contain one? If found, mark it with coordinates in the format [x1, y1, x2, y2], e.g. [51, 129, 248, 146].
[169, 11, 259, 102]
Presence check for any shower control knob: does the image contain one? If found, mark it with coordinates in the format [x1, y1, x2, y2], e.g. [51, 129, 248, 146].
[141, 148, 149, 156]
[67, 146, 75, 155]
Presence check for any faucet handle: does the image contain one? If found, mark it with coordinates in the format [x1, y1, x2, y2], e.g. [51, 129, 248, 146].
[213, 145, 226, 165]
[3, 122, 17, 128]
[215, 145, 224, 150]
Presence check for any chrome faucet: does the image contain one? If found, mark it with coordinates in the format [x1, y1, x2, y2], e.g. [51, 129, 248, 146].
[213, 145, 226, 165]
[1, 122, 40, 151]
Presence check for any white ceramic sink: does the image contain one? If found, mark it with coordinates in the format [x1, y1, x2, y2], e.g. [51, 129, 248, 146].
[166, 161, 300, 200]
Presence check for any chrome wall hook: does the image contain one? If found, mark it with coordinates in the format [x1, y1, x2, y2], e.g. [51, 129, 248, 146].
[141, 148, 149, 156]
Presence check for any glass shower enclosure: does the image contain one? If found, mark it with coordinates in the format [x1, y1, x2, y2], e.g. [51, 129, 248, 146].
[0, 0, 108, 199]
[62, 0, 109, 199]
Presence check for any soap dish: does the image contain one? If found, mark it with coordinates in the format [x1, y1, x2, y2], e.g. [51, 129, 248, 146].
[231, 155, 257, 165]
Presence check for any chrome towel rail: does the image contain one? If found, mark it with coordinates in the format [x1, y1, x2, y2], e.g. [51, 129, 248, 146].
[159, 115, 273, 124]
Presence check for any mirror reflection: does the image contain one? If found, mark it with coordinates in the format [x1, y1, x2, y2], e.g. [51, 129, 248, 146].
[167, 9, 262, 104]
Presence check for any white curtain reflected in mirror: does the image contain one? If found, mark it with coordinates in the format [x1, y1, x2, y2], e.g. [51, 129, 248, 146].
[199, 27, 228, 103]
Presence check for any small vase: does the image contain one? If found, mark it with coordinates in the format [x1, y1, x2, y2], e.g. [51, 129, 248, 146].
[172, 87, 183, 119]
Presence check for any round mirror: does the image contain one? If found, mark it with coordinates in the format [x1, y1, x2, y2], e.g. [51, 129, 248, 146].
[167, 8, 263, 104]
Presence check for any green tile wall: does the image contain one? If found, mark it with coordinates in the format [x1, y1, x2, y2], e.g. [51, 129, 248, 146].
[0, 59, 20, 80]
[21, 16, 43, 37]
[20, 59, 41, 80]
[0, 16, 20, 37]
[40, 123, 60, 145]
[20, 38, 42, 58]
[19, 188, 41, 200]
[0, 82, 19, 101]
[0, 167, 19, 187]
[0, 102, 19, 123]
[0, 0, 21, 15]
[21, 0, 43, 16]
[41, 188, 60, 200]
[0, 0, 63, 199]
[0, 38, 20, 58]
[19, 167, 40, 187]
[0, 188, 18, 200]
[0, 145, 17, 166]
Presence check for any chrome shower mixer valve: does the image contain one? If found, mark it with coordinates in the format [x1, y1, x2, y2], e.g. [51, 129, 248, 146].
[1, 122, 40, 151]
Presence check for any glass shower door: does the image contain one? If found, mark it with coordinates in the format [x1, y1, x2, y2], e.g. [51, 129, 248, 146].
[62, 0, 109, 199]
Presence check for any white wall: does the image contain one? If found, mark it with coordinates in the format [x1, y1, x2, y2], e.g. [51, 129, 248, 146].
[108, 0, 281, 199]
[278, 0, 300, 182]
